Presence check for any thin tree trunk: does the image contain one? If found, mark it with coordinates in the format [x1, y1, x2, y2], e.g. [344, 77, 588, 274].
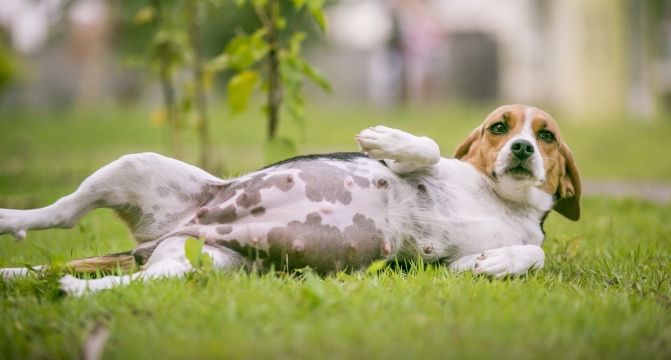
[266, 0, 281, 141]
[159, 55, 182, 159]
[154, 0, 181, 159]
[187, 0, 211, 169]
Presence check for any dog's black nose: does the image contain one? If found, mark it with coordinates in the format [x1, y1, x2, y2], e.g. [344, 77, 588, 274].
[511, 139, 534, 160]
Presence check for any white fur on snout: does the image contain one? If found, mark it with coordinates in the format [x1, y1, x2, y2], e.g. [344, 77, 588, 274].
[492, 107, 551, 207]
[494, 107, 545, 185]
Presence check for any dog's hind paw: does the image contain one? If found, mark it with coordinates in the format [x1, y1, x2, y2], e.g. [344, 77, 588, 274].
[60, 275, 89, 296]
[0, 223, 26, 241]
[0, 210, 28, 241]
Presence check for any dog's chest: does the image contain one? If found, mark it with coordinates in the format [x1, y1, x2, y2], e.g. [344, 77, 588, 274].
[405, 159, 547, 258]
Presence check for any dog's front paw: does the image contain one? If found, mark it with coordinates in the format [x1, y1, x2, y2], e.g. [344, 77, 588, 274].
[448, 253, 480, 272]
[450, 246, 544, 278]
[60, 275, 89, 296]
[355, 126, 410, 161]
[473, 246, 544, 278]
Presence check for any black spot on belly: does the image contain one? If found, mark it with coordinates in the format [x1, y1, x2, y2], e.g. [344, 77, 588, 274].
[197, 205, 237, 225]
[352, 175, 371, 188]
[216, 225, 233, 235]
[296, 163, 372, 205]
[236, 192, 260, 208]
[232, 173, 296, 209]
[251, 207, 266, 217]
[375, 179, 388, 189]
[265, 212, 384, 273]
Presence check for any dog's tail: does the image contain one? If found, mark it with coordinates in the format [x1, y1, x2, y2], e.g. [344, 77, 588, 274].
[65, 251, 138, 274]
[1, 251, 141, 280]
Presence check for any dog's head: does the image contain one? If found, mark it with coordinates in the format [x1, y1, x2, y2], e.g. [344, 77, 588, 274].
[454, 104, 581, 221]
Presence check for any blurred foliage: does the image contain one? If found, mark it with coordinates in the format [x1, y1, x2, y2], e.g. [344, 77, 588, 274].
[116, 0, 325, 79]
[0, 40, 20, 95]
[115, 0, 332, 164]
[219, 0, 331, 164]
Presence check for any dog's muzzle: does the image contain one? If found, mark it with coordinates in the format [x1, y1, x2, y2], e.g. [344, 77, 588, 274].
[503, 140, 537, 180]
[511, 139, 534, 160]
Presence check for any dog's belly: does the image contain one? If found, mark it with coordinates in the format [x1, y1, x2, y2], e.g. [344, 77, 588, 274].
[170, 159, 395, 272]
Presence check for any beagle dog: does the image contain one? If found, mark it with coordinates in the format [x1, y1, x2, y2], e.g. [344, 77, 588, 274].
[0, 104, 580, 295]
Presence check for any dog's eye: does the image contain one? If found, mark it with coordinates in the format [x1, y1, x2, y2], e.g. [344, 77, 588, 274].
[538, 130, 556, 143]
[489, 122, 507, 135]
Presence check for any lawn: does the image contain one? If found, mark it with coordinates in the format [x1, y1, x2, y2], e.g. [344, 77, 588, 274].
[0, 105, 670, 359]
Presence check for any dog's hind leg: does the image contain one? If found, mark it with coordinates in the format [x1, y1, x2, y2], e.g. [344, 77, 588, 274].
[0, 152, 227, 242]
[59, 236, 247, 296]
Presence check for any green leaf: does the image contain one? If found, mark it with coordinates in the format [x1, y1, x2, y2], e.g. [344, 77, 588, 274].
[133, 6, 156, 25]
[300, 61, 332, 93]
[366, 259, 388, 274]
[301, 270, 326, 307]
[184, 238, 204, 269]
[287, 32, 306, 57]
[264, 137, 297, 163]
[224, 30, 269, 70]
[292, 0, 308, 8]
[251, 0, 267, 8]
[206, 53, 229, 73]
[277, 17, 287, 30]
[306, 0, 325, 11]
[310, 8, 328, 32]
[149, 29, 188, 70]
[208, 0, 230, 6]
[228, 70, 259, 114]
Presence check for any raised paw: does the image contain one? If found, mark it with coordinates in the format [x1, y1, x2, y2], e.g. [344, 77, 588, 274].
[355, 126, 411, 161]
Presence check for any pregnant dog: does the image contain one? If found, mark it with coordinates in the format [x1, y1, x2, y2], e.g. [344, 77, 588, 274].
[0, 104, 581, 295]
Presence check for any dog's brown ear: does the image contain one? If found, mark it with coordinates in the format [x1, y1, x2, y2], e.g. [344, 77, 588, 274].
[553, 141, 581, 221]
[454, 126, 482, 160]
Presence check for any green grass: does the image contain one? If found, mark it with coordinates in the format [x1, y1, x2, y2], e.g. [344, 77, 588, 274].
[0, 106, 670, 359]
